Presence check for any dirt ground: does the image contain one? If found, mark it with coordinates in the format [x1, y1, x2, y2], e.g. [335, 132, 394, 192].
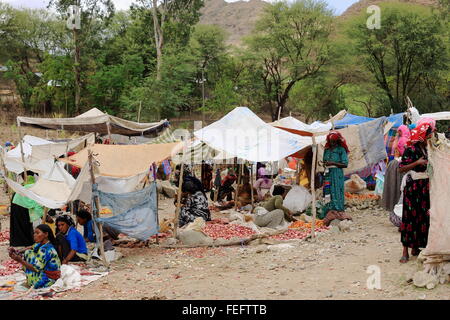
[0, 127, 448, 300]
[1, 193, 449, 301]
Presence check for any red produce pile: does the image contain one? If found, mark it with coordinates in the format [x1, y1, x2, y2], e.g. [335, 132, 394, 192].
[0, 259, 22, 276]
[202, 224, 256, 240]
[0, 230, 10, 242]
[270, 226, 329, 241]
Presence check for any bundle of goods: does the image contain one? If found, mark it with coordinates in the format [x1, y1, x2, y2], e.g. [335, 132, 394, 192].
[345, 192, 380, 210]
[0, 230, 9, 242]
[202, 224, 256, 240]
[0, 259, 21, 276]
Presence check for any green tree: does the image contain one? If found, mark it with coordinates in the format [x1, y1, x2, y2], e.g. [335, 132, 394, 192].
[245, 0, 333, 121]
[350, 4, 448, 113]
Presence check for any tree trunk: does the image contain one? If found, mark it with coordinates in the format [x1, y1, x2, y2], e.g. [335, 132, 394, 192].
[152, 0, 164, 81]
[73, 28, 81, 114]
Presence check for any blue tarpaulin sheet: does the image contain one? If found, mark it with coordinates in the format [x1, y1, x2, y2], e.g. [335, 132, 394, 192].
[93, 182, 159, 241]
[335, 113, 404, 129]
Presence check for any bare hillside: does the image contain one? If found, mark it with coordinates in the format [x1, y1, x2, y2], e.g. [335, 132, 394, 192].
[199, 0, 269, 47]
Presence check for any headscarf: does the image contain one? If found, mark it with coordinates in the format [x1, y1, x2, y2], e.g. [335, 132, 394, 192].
[55, 214, 75, 229]
[416, 117, 436, 132]
[408, 121, 434, 146]
[396, 125, 411, 156]
[325, 131, 350, 153]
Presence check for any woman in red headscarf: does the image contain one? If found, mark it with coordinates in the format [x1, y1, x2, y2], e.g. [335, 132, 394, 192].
[321, 131, 349, 218]
[398, 121, 434, 263]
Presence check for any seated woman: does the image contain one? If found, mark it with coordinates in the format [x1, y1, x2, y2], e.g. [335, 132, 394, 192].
[75, 210, 119, 251]
[179, 180, 211, 228]
[236, 176, 258, 209]
[8, 224, 61, 289]
[55, 215, 88, 264]
[253, 175, 272, 201]
[217, 169, 237, 202]
[253, 185, 293, 229]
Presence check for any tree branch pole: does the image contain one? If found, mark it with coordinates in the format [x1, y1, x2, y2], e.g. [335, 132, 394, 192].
[137, 101, 142, 123]
[310, 135, 318, 240]
[250, 163, 254, 209]
[173, 163, 185, 238]
[106, 120, 112, 144]
[87, 149, 108, 267]
[233, 161, 243, 210]
[17, 120, 27, 182]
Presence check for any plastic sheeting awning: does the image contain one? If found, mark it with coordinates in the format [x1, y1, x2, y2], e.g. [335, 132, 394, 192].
[17, 108, 170, 136]
[60, 142, 183, 177]
[193, 107, 316, 162]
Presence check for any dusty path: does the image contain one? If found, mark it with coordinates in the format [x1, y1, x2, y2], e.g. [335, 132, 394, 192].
[2, 196, 447, 300]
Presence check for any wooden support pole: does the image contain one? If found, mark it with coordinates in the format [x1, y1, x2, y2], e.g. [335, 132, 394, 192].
[233, 162, 242, 210]
[17, 121, 28, 183]
[106, 121, 112, 144]
[173, 163, 185, 238]
[87, 149, 109, 267]
[310, 135, 318, 240]
[42, 207, 48, 224]
[250, 163, 254, 209]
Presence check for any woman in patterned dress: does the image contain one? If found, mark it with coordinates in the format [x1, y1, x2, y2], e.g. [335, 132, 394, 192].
[398, 121, 435, 263]
[8, 224, 61, 289]
[179, 180, 211, 228]
[321, 131, 350, 218]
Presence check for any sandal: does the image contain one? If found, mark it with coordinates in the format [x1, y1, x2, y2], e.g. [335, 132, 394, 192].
[399, 256, 409, 263]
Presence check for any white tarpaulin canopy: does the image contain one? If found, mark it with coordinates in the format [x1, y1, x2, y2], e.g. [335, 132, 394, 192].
[17, 108, 170, 136]
[271, 116, 332, 134]
[2, 133, 95, 174]
[193, 107, 316, 162]
[420, 111, 450, 122]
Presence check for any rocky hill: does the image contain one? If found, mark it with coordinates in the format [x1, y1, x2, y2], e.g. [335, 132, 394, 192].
[340, 0, 438, 18]
[199, 0, 269, 47]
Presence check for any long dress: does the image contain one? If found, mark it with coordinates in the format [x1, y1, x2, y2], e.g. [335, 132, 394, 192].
[399, 144, 430, 249]
[24, 242, 61, 289]
[9, 202, 34, 247]
[179, 191, 211, 227]
[321, 146, 349, 217]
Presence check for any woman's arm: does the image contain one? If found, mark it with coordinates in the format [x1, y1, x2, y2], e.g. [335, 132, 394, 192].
[62, 250, 77, 265]
[9, 252, 38, 273]
[399, 158, 427, 173]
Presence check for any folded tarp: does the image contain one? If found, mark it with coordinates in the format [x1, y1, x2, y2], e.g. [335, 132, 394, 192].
[193, 107, 314, 162]
[317, 117, 388, 175]
[423, 134, 450, 261]
[60, 142, 183, 177]
[17, 108, 170, 136]
[94, 183, 159, 241]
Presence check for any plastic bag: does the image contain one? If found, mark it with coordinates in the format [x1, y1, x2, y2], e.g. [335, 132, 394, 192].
[374, 172, 384, 195]
[283, 185, 312, 213]
[344, 174, 367, 193]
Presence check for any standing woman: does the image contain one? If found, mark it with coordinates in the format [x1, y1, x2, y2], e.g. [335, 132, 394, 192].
[398, 121, 435, 263]
[321, 131, 349, 218]
[394, 125, 411, 157]
[8, 224, 61, 289]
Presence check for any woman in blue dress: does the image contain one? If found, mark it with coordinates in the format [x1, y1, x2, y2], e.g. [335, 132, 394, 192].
[321, 131, 350, 218]
[8, 224, 61, 289]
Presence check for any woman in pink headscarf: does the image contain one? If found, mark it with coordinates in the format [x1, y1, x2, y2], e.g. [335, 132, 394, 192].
[394, 125, 411, 157]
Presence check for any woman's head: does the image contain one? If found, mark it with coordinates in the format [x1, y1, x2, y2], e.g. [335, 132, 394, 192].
[76, 210, 92, 225]
[272, 185, 286, 198]
[182, 180, 197, 194]
[228, 169, 235, 176]
[325, 131, 350, 153]
[35, 224, 56, 246]
[55, 215, 74, 234]
[397, 125, 410, 139]
[408, 121, 435, 146]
